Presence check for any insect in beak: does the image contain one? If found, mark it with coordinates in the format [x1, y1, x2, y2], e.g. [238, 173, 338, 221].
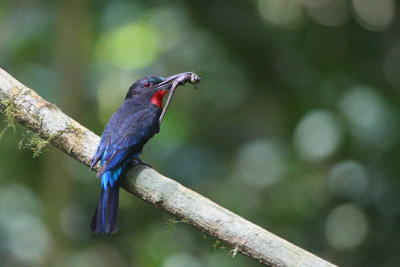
[156, 72, 201, 89]
[157, 72, 202, 124]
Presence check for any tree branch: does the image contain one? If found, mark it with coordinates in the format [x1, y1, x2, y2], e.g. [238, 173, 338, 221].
[0, 67, 337, 267]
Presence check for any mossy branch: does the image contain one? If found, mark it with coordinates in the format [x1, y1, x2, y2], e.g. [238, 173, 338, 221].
[0, 100, 16, 138]
[0, 67, 337, 267]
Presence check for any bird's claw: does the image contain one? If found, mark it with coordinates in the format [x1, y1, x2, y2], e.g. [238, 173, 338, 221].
[129, 158, 152, 168]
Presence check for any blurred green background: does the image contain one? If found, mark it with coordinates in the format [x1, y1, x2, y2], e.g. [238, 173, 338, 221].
[1, 0, 400, 266]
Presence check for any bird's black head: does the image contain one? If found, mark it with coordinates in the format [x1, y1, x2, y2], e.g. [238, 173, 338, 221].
[125, 76, 171, 107]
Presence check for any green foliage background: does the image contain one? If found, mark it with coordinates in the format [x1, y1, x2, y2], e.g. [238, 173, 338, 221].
[1, 0, 400, 266]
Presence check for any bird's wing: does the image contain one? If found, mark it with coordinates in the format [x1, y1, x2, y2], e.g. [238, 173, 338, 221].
[90, 133, 110, 169]
[95, 103, 159, 176]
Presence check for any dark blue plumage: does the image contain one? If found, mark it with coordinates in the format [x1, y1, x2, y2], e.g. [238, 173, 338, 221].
[90, 76, 171, 234]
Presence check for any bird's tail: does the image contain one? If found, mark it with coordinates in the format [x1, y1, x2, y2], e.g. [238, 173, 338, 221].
[91, 171, 120, 234]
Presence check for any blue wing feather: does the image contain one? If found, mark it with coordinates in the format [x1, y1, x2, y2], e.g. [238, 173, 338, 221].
[99, 134, 142, 175]
[90, 135, 110, 169]
[94, 100, 160, 179]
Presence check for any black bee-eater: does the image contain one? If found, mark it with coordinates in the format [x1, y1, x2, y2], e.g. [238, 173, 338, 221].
[90, 76, 172, 234]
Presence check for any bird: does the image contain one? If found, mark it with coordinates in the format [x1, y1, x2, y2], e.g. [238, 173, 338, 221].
[90, 76, 172, 234]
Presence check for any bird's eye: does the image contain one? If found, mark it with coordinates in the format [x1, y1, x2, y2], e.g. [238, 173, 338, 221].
[144, 82, 151, 88]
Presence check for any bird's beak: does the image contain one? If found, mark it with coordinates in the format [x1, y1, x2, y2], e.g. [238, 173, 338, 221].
[154, 81, 172, 91]
[155, 76, 177, 91]
[155, 73, 182, 89]
[155, 72, 201, 90]
[155, 72, 193, 90]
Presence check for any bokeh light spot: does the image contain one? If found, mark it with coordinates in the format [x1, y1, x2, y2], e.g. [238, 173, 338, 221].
[234, 139, 287, 187]
[257, 0, 304, 30]
[328, 160, 368, 200]
[96, 22, 161, 70]
[352, 0, 395, 31]
[339, 86, 399, 149]
[325, 204, 368, 250]
[1, 213, 52, 264]
[294, 110, 343, 161]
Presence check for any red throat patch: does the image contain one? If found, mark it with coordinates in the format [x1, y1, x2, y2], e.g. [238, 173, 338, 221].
[151, 90, 168, 108]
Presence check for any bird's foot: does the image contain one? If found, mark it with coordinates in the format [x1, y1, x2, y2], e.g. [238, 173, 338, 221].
[129, 158, 152, 168]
